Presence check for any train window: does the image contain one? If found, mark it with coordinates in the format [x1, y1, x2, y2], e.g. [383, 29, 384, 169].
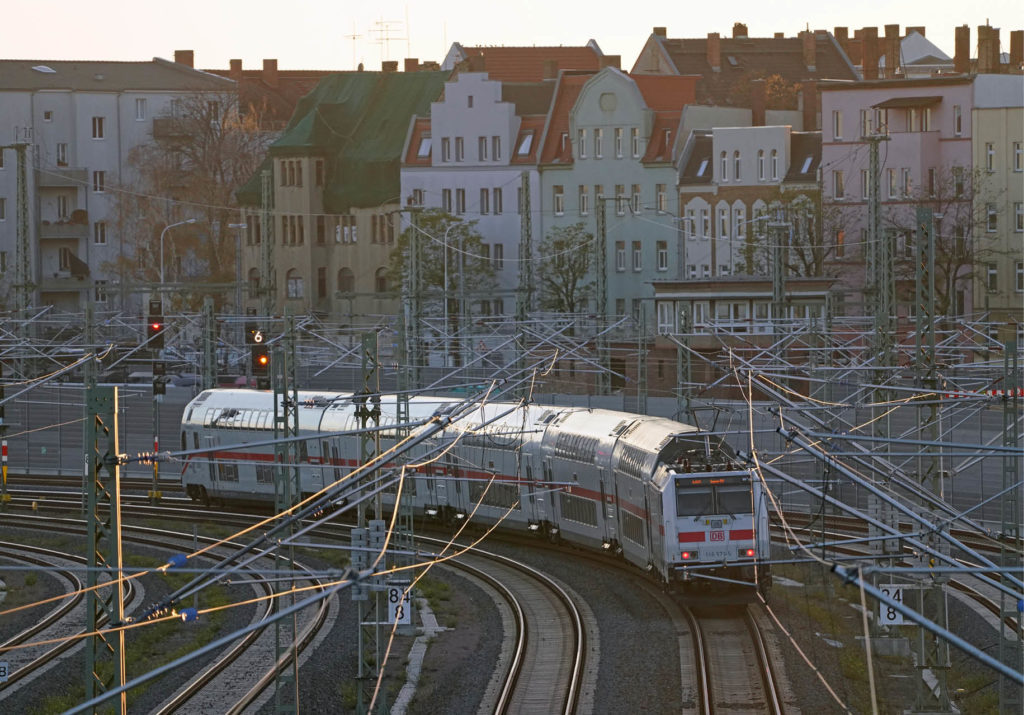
[299, 441, 308, 461]
[218, 463, 239, 482]
[256, 465, 274, 484]
[676, 486, 713, 517]
[620, 510, 645, 545]
[331, 446, 340, 480]
[181, 432, 187, 451]
[716, 487, 750, 516]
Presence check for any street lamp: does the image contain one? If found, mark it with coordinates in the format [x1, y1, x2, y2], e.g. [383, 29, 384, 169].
[159, 218, 197, 287]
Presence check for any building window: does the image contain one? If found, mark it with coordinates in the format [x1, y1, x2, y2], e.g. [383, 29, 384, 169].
[656, 184, 666, 213]
[294, 161, 303, 188]
[832, 110, 842, 139]
[94, 280, 107, 303]
[91, 116, 104, 139]
[859, 109, 871, 137]
[687, 264, 697, 279]
[922, 107, 931, 131]
[720, 151, 728, 181]
[441, 138, 451, 162]
[953, 166, 965, 197]
[480, 188, 490, 214]
[1016, 262, 1024, 292]
[57, 195, 69, 219]
[478, 136, 488, 161]
[718, 207, 728, 238]
[494, 188, 503, 214]
[700, 208, 710, 238]
[616, 298, 626, 316]
[656, 240, 668, 271]
[286, 269, 304, 299]
[1015, 142, 1023, 172]
[411, 188, 424, 206]
[0, 198, 5, 221]
[492, 136, 501, 160]
[733, 151, 741, 181]
[315, 159, 324, 186]
[442, 189, 452, 213]
[92, 171, 105, 192]
[594, 128, 603, 158]
[685, 208, 696, 239]
[553, 185, 565, 216]
[631, 184, 641, 213]
[733, 207, 745, 239]
[757, 150, 765, 180]
[516, 132, 534, 156]
[833, 171, 844, 200]
[887, 168, 897, 199]
[770, 149, 778, 180]
[614, 128, 623, 157]
[632, 241, 642, 271]
[375, 267, 388, 293]
[928, 168, 937, 197]
[901, 168, 912, 197]
[987, 263, 998, 292]
[316, 215, 326, 244]
[615, 185, 626, 215]
[615, 241, 625, 271]
[835, 230, 845, 258]
[493, 243, 504, 270]
[577, 129, 587, 159]
[987, 203, 997, 232]
[630, 127, 639, 157]
[701, 265, 710, 278]
[455, 188, 466, 214]
[337, 267, 354, 292]
[455, 137, 464, 161]
[93, 221, 106, 244]
[135, 98, 147, 121]
[1016, 202, 1024, 232]
[42, 110, 53, 122]
[953, 105, 962, 136]
[579, 185, 589, 216]
[51, 142, 67, 167]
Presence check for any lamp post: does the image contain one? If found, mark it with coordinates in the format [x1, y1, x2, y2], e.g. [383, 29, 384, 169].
[159, 218, 197, 288]
[440, 222, 460, 367]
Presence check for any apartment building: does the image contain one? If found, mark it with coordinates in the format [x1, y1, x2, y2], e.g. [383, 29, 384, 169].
[0, 58, 232, 312]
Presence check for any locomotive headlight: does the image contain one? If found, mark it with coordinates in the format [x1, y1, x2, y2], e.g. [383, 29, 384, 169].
[425, 507, 439, 517]
[454, 511, 466, 520]
[746, 548, 755, 558]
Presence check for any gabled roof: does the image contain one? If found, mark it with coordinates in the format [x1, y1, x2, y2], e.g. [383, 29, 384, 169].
[206, 68, 335, 129]
[898, 31, 952, 66]
[501, 81, 556, 115]
[678, 131, 713, 185]
[640, 31, 857, 106]
[238, 70, 450, 210]
[0, 58, 233, 91]
[537, 73, 594, 164]
[783, 131, 821, 183]
[445, 43, 603, 82]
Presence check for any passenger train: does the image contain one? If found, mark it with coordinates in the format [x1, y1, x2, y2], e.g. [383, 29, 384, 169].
[179, 389, 771, 594]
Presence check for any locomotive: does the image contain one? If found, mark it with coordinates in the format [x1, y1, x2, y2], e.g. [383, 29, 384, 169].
[179, 389, 771, 594]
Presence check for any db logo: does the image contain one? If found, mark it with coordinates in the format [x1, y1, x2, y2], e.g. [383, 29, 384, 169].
[710, 530, 725, 541]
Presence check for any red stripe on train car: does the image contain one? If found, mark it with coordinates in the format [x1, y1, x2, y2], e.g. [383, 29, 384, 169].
[729, 529, 754, 540]
[678, 531, 706, 543]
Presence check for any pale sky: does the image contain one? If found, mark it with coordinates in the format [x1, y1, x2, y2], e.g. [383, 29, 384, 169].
[6, 1, 1021, 72]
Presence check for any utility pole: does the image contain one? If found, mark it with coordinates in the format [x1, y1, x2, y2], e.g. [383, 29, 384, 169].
[84, 384, 126, 714]
[259, 168, 275, 318]
[595, 197, 610, 395]
[201, 296, 217, 390]
[769, 214, 789, 327]
[516, 172, 533, 398]
[272, 312, 300, 713]
[913, 207, 952, 712]
[636, 303, 648, 415]
[999, 334, 1023, 713]
[1, 140, 35, 315]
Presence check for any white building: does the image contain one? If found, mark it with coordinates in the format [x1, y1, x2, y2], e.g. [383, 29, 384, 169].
[0, 59, 233, 313]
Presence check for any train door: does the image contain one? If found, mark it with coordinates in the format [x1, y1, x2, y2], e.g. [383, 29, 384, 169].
[541, 459, 556, 523]
[319, 440, 332, 490]
[599, 472, 617, 542]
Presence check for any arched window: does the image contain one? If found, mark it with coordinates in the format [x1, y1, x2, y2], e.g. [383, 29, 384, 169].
[770, 149, 779, 180]
[374, 267, 388, 293]
[286, 268, 304, 299]
[757, 150, 765, 180]
[733, 150, 741, 181]
[720, 151, 728, 181]
[337, 267, 354, 293]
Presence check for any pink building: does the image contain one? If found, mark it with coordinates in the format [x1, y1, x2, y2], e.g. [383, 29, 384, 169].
[820, 76, 975, 318]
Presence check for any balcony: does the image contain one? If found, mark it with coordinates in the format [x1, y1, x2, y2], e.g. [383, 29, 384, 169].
[40, 220, 88, 240]
[36, 166, 87, 189]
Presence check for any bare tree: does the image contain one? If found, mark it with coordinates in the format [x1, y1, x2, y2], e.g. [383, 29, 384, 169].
[103, 91, 273, 310]
[537, 222, 594, 313]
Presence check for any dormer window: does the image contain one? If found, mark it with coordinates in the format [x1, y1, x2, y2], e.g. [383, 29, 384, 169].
[416, 136, 432, 158]
[516, 131, 534, 156]
[800, 156, 813, 174]
[696, 159, 708, 177]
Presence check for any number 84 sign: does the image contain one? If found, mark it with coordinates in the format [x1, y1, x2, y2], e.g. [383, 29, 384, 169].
[387, 583, 413, 626]
[879, 583, 922, 626]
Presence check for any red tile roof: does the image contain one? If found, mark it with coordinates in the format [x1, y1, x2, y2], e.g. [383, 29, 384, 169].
[538, 73, 594, 164]
[455, 45, 603, 82]
[511, 116, 547, 164]
[632, 74, 698, 111]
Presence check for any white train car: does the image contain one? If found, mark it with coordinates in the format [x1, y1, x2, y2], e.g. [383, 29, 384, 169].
[180, 389, 771, 593]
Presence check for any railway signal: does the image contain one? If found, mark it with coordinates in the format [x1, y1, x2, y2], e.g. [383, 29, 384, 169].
[147, 300, 165, 349]
[251, 344, 270, 388]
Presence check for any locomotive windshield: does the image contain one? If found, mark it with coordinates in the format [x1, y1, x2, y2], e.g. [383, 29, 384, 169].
[675, 475, 751, 518]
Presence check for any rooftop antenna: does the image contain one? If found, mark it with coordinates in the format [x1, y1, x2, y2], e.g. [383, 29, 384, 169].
[344, 22, 363, 71]
[371, 17, 407, 65]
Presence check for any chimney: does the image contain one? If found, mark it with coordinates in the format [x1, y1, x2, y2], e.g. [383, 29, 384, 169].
[229, 59, 242, 81]
[733, 22, 748, 39]
[653, 27, 667, 38]
[801, 31, 817, 71]
[382, 60, 399, 73]
[801, 80, 818, 130]
[884, 24, 901, 77]
[706, 32, 721, 72]
[955, 25, 971, 73]
[906, 26, 925, 37]
[1011, 31, 1023, 68]
[600, 55, 622, 70]
[862, 27, 879, 80]
[263, 59, 279, 88]
[404, 58, 419, 72]
[751, 79, 766, 126]
[543, 58, 558, 79]
[174, 50, 194, 68]
[977, 25, 998, 74]
[834, 26, 850, 55]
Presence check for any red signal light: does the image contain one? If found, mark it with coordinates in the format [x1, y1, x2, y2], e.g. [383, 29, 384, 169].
[746, 548, 755, 557]
[681, 551, 691, 560]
